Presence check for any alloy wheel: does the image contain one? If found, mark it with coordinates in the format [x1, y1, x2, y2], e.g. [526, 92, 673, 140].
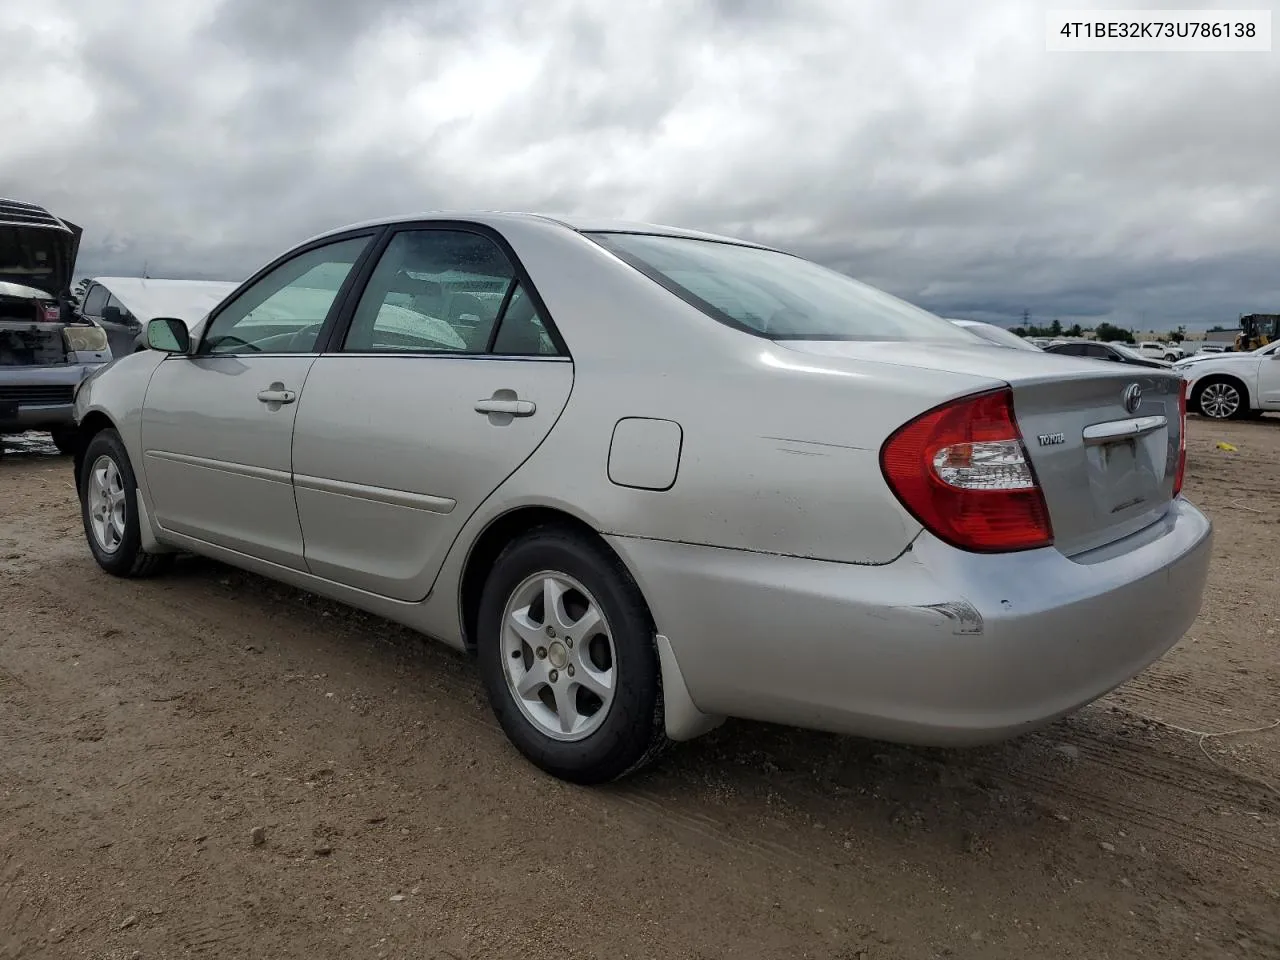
[1199, 382, 1241, 419]
[87, 454, 127, 553]
[500, 570, 617, 742]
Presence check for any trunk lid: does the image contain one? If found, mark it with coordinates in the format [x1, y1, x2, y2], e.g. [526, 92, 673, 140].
[780, 339, 1184, 557]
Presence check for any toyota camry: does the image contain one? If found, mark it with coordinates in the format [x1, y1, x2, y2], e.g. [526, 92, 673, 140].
[71, 213, 1212, 783]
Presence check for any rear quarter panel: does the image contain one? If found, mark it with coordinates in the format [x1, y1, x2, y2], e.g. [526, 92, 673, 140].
[501, 355, 1005, 564]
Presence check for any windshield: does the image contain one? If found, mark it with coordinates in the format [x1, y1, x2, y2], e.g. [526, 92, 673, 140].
[587, 232, 975, 343]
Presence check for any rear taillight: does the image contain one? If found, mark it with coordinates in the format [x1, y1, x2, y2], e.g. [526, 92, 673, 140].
[880, 387, 1053, 553]
[1172, 379, 1188, 497]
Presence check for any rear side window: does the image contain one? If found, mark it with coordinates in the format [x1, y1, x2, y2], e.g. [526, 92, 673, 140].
[491, 285, 557, 356]
[587, 232, 975, 343]
[344, 230, 512, 353]
[342, 229, 562, 356]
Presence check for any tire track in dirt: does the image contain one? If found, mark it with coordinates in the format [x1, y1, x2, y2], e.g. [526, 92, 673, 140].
[14, 557, 855, 884]
[14, 548, 1280, 889]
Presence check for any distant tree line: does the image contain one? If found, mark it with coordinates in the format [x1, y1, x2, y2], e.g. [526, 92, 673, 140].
[1007, 320, 1192, 345]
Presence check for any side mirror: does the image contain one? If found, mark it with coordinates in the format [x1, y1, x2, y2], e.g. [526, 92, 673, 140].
[146, 317, 192, 354]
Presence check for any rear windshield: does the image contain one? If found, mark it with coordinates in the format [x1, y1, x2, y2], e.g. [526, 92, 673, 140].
[587, 232, 975, 343]
[960, 321, 1043, 351]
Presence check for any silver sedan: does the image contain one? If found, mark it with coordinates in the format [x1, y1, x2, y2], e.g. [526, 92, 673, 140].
[72, 213, 1213, 783]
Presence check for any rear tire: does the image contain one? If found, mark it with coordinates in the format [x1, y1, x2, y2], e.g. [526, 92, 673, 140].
[476, 526, 669, 784]
[1193, 377, 1247, 420]
[79, 429, 172, 578]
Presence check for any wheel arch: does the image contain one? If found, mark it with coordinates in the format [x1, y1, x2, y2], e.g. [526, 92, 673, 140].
[73, 409, 119, 494]
[458, 504, 639, 655]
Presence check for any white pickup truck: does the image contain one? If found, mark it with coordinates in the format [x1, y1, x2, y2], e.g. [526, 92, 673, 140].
[1135, 341, 1186, 361]
[1173, 341, 1280, 420]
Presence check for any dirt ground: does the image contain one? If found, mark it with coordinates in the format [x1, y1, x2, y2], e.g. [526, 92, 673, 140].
[2, 417, 1278, 960]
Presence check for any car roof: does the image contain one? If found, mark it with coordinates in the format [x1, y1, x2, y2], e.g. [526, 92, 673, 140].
[300, 211, 778, 252]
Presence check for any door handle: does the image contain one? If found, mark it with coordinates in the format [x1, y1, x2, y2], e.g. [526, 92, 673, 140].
[257, 388, 297, 405]
[474, 398, 535, 416]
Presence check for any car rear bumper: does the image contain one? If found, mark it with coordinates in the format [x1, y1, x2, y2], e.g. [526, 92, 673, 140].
[608, 497, 1213, 745]
[0, 363, 102, 432]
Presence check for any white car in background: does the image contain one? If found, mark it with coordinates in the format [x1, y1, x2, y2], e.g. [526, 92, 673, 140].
[1173, 341, 1280, 420]
[1136, 341, 1184, 362]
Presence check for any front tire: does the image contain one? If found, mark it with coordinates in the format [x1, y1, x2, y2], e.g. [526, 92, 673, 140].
[1194, 378, 1247, 420]
[476, 527, 668, 784]
[79, 429, 172, 578]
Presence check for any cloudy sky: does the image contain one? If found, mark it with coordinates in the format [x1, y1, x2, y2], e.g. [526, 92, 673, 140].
[3, 0, 1277, 331]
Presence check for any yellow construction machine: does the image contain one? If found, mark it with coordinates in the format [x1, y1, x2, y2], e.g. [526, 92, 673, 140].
[1235, 314, 1280, 352]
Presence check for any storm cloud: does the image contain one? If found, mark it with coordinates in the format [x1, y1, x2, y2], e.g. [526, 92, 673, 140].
[2, 0, 1277, 330]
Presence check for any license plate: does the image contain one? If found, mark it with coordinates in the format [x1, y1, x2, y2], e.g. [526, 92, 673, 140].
[1100, 437, 1136, 469]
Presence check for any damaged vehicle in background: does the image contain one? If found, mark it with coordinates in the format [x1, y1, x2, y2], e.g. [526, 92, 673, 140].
[1, 198, 111, 455]
[77, 276, 240, 358]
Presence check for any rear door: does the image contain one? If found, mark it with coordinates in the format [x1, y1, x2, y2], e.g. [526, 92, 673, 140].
[290, 224, 573, 600]
[140, 232, 377, 568]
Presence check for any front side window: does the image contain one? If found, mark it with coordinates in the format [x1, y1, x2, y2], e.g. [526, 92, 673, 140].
[588, 232, 975, 343]
[344, 230, 516, 353]
[200, 235, 371, 355]
[102, 293, 135, 326]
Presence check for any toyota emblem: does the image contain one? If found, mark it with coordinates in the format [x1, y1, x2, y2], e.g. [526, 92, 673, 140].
[1123, 383, 1142, 414]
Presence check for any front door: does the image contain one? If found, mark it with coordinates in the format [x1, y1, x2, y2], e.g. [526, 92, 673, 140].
[290, 226, 573, 600]
[140, 234, 375, 568]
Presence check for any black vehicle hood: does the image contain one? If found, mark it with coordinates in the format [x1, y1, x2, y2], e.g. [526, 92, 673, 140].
[0, 198, 82, 299]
